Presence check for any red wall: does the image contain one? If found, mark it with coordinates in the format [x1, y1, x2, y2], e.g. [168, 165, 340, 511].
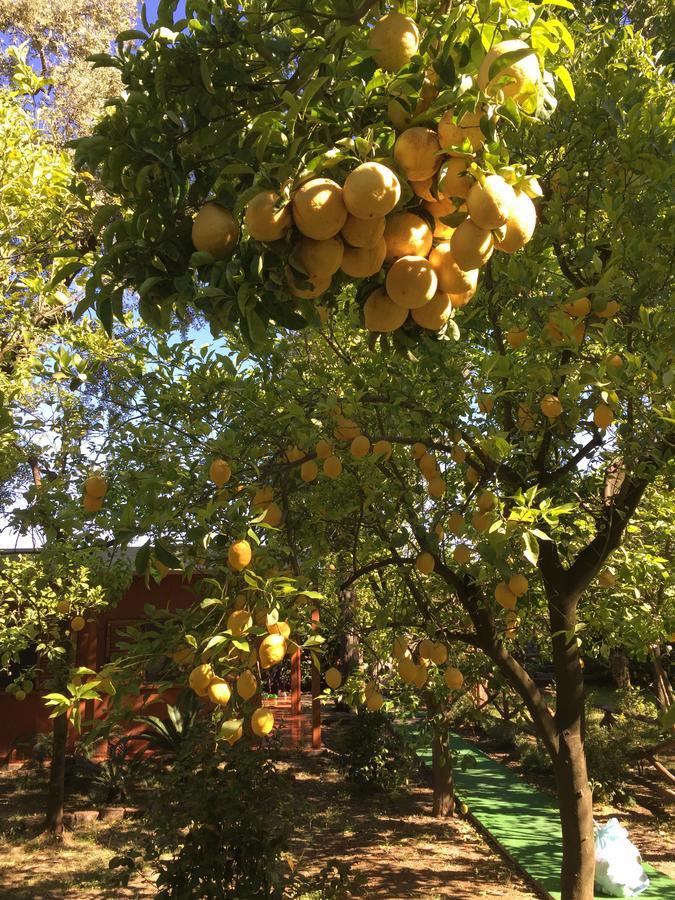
[0, 573, 197, 764]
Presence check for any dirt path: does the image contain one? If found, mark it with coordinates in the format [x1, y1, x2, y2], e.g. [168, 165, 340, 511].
[283, 752, 543, 899]
[1, 755, 542, 899]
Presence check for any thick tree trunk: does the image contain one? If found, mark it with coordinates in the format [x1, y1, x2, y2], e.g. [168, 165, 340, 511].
[45, 712, 68, 835]
[431, 732, 455, 817]
[609, 646, 631, 689]
[553, 728, 596, 900]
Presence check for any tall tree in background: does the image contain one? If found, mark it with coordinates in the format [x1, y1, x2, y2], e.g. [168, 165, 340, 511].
[0, 0, 136, 140]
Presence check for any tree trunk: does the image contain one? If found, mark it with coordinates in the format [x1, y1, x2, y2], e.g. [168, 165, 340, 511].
[431, 732, 455, 817]
[45, 711, 68, 835]
[338, 586, 361, 677]
[609, 646, 631, 689]
[553, 728, 596, 900]
[650, 644, 673, 713]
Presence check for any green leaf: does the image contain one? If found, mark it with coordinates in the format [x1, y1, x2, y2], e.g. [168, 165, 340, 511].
[554, 65, 575, 100]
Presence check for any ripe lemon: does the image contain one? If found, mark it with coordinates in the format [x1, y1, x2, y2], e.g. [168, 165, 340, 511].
[325, 667, 342, 690]
[267, 620, 291, 639]
[472, 511, 492, 533]
[368, 12, 420, 72]
[450, 220, 494, 270]
[540, 394, 563, 419]
[285, 266, 331, 299]
[297, 236, 344, 278]
[323, 455, 343, 479]
[439, 158, 472, 199]
[410, 177, 436, 202]
[259, 633, 287, 668]
[453, 544, 471, 565]
[438, 109, 485, 154]
[372, 439, 393, 459]
[393, 635, 409, 659]
[596, 300, 619, 318]
[251, 707, 275, 737]
[365, 689, 384, 710]
[415, 552, 435, 575]
[508, 574, 529, 597]
[56, 600, 71, 615]
[83, 494, 103, 512]
[477, 491, 496, 512]
[599, 570, 616, 586]
[70, 615, 86, 632]
[341, 237, 387, 277]
[506, 325, 528, 349]
[333, 416, 360, 441]
[189, 663, 214, 693]
[341, 213, 386, 248]
[418, 639, 434, 660]
[428, 243, 478, 294]
[351, 435, 371, 459]
[411, 442, 426, 459]
[84, 475, 107, 498]
[244, 191, 291, 242]
[285, 446, 305, 462]
[444, 667, 464, 690]
[208, 678, 232, 706]
[227, 609, 252, 637]
[228, 539, 252, 572]
[419, 453, 438, 479]
[594, 403, 614, 429]
[477, 40, 540, 104]
[384, 212, 433, 260]
[386, 256, 438, 309]
[237, 669, 258, 701]
[292, 178, 347, 240]
[428, 477, 446, 499]
[447, 513, 464, 535]
[394, 127, 442, 181]
[466, 175, 516, 231]
[263, 501, 283, 527]
[343, 162, 401, 219]
[414, 663, 429, 688]
[398, 655, 417, 683]
[191, 202, 239, 259]
[411, 290, 453, 330]
[422, 196, 464, 240]
[300, 460, 319, 482]
[363, 287, 409, 332]
[315, 438, 332, 459]
[430, 642, 448, 665]
[495, 582, 517, 610]
[564, 297, 591, 317]
[209, 458, 231, 488]
[252, 485, 274, 508]
[495, 189, 536, 253]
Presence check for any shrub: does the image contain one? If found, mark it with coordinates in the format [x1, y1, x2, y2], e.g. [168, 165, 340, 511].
[338, 709, 417, 793]
[143, 737, 296, 899]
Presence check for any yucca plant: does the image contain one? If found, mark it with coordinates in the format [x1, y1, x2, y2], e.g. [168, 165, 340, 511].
[135, 693, 201, 762]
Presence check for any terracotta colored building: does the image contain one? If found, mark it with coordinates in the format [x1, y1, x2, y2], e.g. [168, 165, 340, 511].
[0, 572, 196, 765]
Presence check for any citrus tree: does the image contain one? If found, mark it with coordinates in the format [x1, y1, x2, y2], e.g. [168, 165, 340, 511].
[65, 2, 674, 898]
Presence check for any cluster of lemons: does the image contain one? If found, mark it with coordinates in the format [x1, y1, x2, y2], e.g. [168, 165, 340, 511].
[191, 13, 544, 335]
[392, 633, 464, 692]
[82, 474, 107, 512]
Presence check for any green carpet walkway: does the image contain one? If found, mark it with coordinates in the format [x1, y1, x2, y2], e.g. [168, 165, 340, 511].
[405, 728, 675, 900]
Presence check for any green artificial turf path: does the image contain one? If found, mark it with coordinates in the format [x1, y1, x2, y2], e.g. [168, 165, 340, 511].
[405, 728, 675, 900]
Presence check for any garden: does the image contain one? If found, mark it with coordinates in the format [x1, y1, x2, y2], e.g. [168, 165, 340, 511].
[0, 1, 673, 898]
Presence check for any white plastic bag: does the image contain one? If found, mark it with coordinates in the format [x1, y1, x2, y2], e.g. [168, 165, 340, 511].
[594, 818, 650, 897]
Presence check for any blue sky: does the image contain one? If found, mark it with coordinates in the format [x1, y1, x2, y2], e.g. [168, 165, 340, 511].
[141, 1, 187, 24]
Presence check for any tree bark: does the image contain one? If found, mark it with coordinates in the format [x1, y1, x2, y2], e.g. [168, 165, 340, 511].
[45, 711, 68, 835]
[609, 646, 631, 689]
[553, 729, 596, 900]
[431, 732, 455, 817]
[650, 644, 673, 713]
[338, 586, 361, 677]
